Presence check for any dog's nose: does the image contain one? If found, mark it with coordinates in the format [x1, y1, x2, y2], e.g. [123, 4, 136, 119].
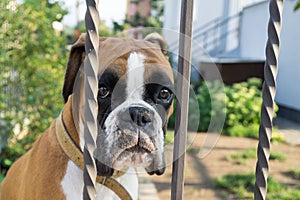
[129, 106, 152, 127]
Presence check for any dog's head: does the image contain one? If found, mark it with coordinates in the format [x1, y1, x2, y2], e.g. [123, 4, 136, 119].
[62, 33, 174, 176]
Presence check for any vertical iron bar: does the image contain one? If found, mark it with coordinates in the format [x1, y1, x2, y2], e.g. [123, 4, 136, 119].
[171, 0, 194, 199]
[254, 0, 283, 199]
[83, 0, 100, 199]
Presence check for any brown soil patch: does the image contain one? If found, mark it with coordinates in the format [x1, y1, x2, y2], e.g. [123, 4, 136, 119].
[149, 133, 300, 199]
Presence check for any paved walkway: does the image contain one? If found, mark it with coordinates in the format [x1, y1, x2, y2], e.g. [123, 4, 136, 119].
[274, 117, 300, 145]
[138, 168, 160, 200]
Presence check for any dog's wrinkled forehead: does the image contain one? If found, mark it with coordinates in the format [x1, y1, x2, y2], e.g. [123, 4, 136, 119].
[97, 37, 173, 81]
[62, 33, 173, 103]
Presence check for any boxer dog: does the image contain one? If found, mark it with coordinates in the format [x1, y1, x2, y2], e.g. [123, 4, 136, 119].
[0, 33, 174, 200]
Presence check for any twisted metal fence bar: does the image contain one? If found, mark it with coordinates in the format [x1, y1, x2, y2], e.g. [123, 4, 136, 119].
[254, 0, 284, 199]
[83, 0, 100, 199]
[171, 0, 194, 199]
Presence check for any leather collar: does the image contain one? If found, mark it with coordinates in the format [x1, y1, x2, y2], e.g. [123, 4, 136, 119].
[55, 113, 132, 200]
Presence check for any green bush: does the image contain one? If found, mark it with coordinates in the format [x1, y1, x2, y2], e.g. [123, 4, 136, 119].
[196, 81, 225, 132]
[167, 80, 225, 133]
[167, 78, 279, 138]
[227, 124, 260, 138]
[187, 78, 278, 137]
[224, 78, 265, 136]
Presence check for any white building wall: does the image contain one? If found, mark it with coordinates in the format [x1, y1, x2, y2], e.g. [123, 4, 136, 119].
[162, 0, 181, 46]
[163, 0, 226, 45]
[193, 0, 224, 29]
[239, 1, 269, 59]
[163, 0, 261, 46]
[234, 0, 300, 111]
[163, 0, 262, 54]
[163, 0, 181, 30]
[276, 0, 300, 111]
[163, 0, 300, 111]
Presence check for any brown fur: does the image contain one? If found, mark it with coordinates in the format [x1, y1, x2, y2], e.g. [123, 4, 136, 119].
[1, 120, 68, 200]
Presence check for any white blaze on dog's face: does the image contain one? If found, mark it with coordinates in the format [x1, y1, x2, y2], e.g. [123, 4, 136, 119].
[94, 50, 174, 176]
[63, 33, 174, 177]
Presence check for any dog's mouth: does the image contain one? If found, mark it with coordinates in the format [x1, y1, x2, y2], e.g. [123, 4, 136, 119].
[110, 128, 156, 170]
[113, 145, 153, 170]
[95, 127, 165, 177]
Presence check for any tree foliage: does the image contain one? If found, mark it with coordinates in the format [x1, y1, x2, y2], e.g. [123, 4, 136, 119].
[0, 0, 68, 177]
[295, 0, 300, 11]
[113, 0, 165, 34]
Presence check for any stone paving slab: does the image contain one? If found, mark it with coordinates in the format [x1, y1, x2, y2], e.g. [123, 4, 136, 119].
[274, 117, 300, 145]
[138, 168, 160, 200]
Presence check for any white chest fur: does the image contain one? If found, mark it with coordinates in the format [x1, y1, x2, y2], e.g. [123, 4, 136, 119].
[61, 161, 139, 200]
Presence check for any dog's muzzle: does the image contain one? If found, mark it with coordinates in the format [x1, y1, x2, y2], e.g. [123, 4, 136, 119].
[94, 103, 166, 177]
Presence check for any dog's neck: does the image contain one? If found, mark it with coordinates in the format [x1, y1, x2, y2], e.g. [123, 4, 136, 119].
[61, 95, 81, 148]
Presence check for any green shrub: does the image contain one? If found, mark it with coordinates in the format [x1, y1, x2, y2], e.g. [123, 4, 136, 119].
[196, 81, 226, 132]
[183, 78, 279, 137]
[167, 81, 225, 132]
[167, 78, 279, 138]
[227, 124, 260, 138]
[223, 79, 262, 135]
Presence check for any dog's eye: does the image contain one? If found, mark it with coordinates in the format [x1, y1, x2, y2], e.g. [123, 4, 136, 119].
[158, 88, 171, 101]
[98, 85, 110, 99]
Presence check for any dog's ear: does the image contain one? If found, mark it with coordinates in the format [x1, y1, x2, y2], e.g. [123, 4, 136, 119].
[144, 32, 168, 56]
[62, 34, 86, 103]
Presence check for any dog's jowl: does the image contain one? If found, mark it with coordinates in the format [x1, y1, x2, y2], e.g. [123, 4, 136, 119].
[0, 33, 174, 200]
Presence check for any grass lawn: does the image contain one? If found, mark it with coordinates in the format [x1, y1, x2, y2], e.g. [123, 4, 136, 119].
[214, 172, 300, 199]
